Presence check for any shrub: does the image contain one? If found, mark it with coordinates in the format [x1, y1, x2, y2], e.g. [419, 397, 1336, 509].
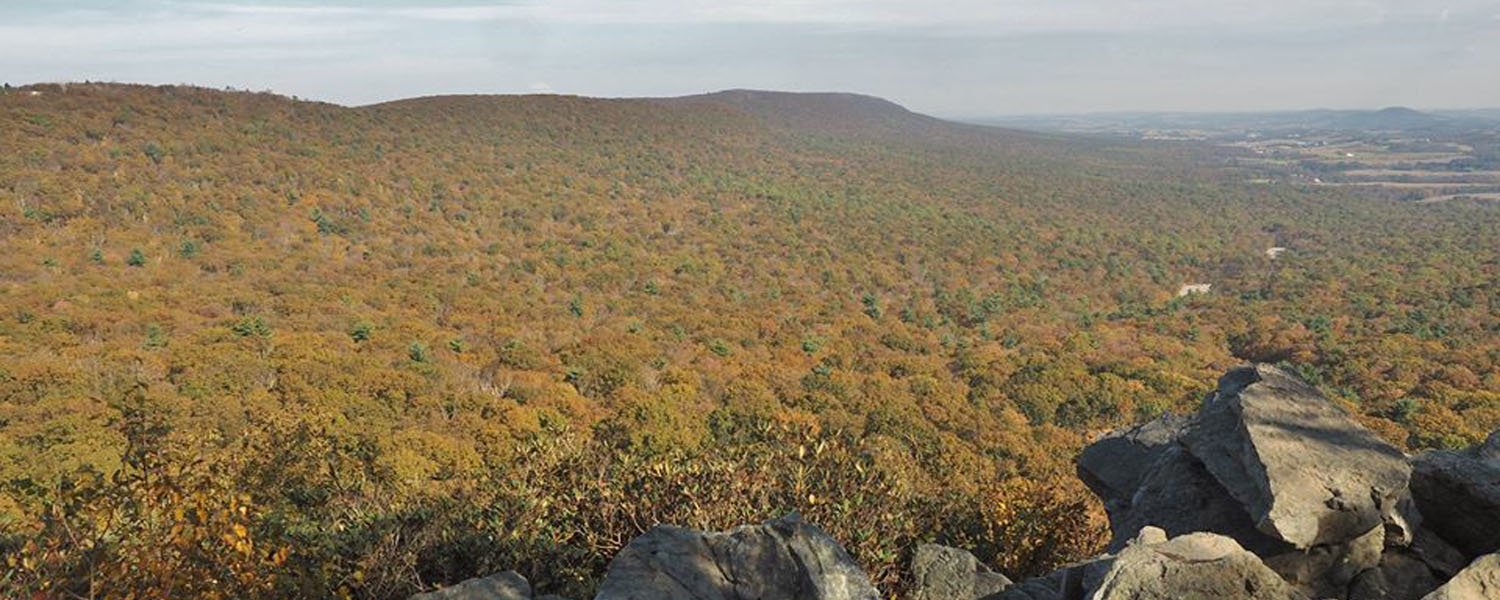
[142, 142, 165, 164]
[231, 316, 272, 338]
[349, 321, 374, 343]
[2, 419, 1108, 600]
[409, 341, 432, 363]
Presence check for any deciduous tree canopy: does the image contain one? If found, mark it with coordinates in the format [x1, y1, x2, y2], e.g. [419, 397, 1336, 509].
[0, 83, 1494, 598]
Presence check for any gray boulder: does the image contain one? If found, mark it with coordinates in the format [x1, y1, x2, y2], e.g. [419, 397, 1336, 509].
[1422, 554, 1500, 600]
[594, 513, 879, 600]
[1113, 445, 1382, 598]
[909, 543, 1011, 600]
[410, 571, 531, 600]
[1410, 430, 1500, 558]
[1181, 364, 1410, 549]
[996, 528, 1303, 600]
[1101, 444, 1290, 556]
[1080, 379, 1392, 596]
[1076, 413, 1188, 520]
[1089, 527, 1304, 600]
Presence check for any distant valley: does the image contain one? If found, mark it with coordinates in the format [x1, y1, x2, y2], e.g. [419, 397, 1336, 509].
[978, 107, 1500, 204]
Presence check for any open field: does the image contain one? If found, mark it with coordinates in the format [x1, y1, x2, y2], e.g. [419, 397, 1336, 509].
[1314, 181, 1497, 189]
[1297, 144, 1469, 165]
[1417, 192, 1500, 203]
[1339, 169, 1500, 181]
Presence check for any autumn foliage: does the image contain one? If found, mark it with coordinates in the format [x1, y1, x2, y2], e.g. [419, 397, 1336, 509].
[0, 83, 1494, 597]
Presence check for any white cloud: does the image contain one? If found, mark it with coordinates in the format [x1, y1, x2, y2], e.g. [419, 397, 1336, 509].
[1, 0, 1495, 112]
[0, 5, 384, 55]
[174, 2, 366, 17]
[554, 0, 1475, 32]
[135, 0, 1500, 32]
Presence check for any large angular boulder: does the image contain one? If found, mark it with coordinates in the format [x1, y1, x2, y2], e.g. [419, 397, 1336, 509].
[909, 543, 1011, 600]
[1410, 431, 1500, 558]
[1422, 554, 1500, 600]
[1181, 364, 1410, 549]
[1091, 528, 1304, 600]
[1101, 444, 1289, 556]
[594, 514, 879, 600]
[409, 571, 532, 600]
[996, 528, 1303, 600]
[1100, 446, 1381, 596]
[1076, 413, 1187, 519]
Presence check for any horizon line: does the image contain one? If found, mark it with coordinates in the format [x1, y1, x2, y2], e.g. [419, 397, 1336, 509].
[8, 79, 1500, 119]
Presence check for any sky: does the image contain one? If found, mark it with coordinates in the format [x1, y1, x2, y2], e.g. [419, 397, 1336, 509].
[2, 1, 1498, 116]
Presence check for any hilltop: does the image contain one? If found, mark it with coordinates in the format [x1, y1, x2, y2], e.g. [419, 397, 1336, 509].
[667, 89, 951, 136]
[0, 82, 1495, 598]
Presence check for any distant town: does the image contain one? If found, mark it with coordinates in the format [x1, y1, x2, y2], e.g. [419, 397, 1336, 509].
[980, 108, 1500, 204]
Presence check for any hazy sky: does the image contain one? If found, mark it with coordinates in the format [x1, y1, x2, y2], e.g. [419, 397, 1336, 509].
[3, 1, 1498, 116]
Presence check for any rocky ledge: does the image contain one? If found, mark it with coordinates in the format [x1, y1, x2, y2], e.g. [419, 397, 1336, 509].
[412, 364, 1499, 600]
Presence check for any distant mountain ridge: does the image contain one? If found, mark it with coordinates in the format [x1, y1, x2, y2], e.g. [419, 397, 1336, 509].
[664, 89, 953, 137]
[1305, 106, 1451, 130]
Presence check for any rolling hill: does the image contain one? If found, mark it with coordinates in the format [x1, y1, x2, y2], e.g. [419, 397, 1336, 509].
[0, 82, 1495, 598]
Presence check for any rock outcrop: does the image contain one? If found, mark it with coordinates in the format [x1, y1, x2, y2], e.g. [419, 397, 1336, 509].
[593, 513, 879, 600]
[1410, 431, 1500, 558]
[1091, 528, 1302, 600]
[909, 543, 1011, 600]
[1026, 363, 1496, 600]
[994, 527, 1301, 600]
[408, 365, 1499, 600]
[1090, 444, 1290, 556]
[1180, 365, 1410, 549]
[1076, 412, 1186, 522]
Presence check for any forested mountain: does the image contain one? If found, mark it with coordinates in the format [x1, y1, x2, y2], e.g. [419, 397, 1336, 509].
[0, 82, 1495, 598]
